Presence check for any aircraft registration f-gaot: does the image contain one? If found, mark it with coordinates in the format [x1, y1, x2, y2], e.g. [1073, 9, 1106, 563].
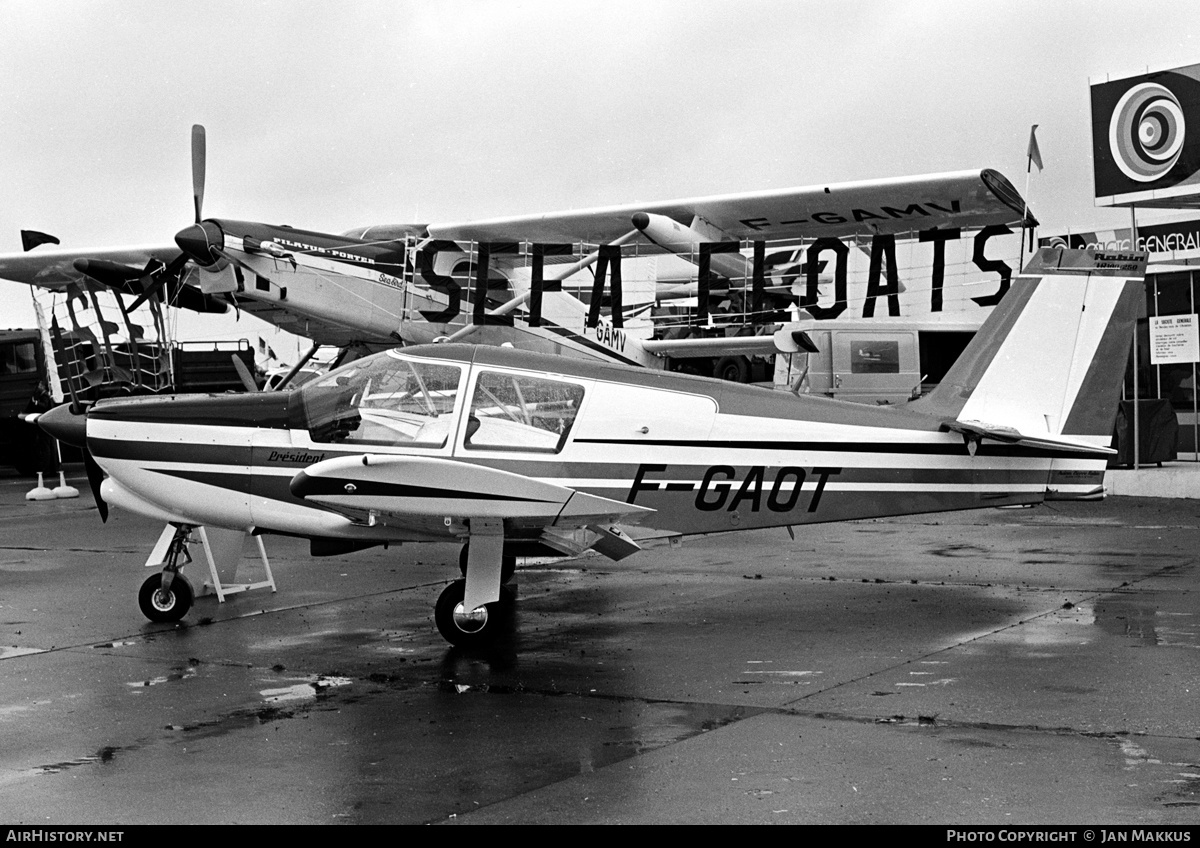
[39, 247, 1146, 648]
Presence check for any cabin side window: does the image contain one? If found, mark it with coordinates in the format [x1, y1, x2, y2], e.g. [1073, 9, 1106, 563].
[849, 338, 901, 374]
[301, 353, 464, 447]
[1, 341, 37, 375]
[464, 371, 585, 453]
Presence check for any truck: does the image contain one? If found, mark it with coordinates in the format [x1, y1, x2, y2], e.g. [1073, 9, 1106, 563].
[1, 329, 257, 476]
[0, 329, 59, 474]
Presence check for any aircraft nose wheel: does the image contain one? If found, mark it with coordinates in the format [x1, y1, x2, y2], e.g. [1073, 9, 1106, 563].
[435, 579, 510, 648]
[138, 573, 194, 623]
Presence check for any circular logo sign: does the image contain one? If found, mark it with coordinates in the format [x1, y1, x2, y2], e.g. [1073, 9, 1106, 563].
[1108, 82, 1186, 183]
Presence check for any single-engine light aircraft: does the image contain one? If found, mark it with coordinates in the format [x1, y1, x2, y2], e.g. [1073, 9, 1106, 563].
[39, 247, 1145, 647]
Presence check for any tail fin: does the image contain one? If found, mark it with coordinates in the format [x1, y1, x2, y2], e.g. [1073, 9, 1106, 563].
[913, 247, 1146, 445]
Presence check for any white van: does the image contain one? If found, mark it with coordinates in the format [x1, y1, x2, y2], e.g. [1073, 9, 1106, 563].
[773, 315, 982, 404]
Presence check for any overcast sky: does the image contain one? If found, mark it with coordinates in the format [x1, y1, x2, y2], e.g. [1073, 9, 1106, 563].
[1, 0, 1197, 345]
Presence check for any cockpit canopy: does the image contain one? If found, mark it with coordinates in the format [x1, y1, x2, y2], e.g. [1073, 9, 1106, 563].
[295, 349, 585, 454]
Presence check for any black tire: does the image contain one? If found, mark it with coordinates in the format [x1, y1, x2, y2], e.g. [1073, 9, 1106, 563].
[138, 573, 193, 623]
[434, 579, 508, 648]
[714, 355, 751, 383]
[458, 544, 517, 584]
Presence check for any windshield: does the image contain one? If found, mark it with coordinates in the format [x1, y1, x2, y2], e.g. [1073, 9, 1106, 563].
[298, 351, 464, 447]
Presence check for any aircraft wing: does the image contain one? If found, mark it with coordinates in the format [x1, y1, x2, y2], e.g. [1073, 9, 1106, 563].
[426, 169, 1032, 245]
[0, 244, 180, 290]
[290, 453, 656, 528]
[0, 241, 366, 339]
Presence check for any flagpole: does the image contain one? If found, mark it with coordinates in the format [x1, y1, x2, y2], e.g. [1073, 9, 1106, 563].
[1020, 124, 1041, 272]
[1131, 204, 1140, 471]
[1020, 164, 1032, 271]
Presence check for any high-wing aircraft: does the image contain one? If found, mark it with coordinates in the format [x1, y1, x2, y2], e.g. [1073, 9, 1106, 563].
[0, 126, 1035, 378]
[38, 247, 1146, 648]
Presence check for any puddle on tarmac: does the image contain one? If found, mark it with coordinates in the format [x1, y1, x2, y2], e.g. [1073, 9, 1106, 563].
[1095, 598, 1199, 648]
[985, 597, 1199, 649]
[588, 702, 752, 764]
[997, 601, 1099, 647]
[486, 699, 760, 772]
[369, 629, 425, 656]
[1109, 737, 1200, 806]
[260, 675, 352, 704]
[895, 678, 957, 688]
[0, 704, 33, 720]
[248, 627, 437, 658]
[31, 746, 124, 777]
[1020, 516, 1126, 527]
[735, 671, 823, 686]
[898, 671, 958, 688]
[246, 628, 356, 650]
[126, 665, 198, 690]
[732, 660, 823, 686]
[436, 669, 758, 771]
[929, 544, 994, 559]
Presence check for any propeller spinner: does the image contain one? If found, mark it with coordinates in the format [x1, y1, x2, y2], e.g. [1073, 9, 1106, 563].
[174, 219, 225, 268]
[37, 404, 108, 522]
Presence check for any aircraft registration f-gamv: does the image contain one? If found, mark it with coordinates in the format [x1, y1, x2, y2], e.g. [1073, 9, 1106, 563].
[0, 126, 1035, 374]
[39, 247, 1146, 648]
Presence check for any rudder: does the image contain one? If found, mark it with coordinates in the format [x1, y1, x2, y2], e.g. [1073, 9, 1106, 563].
[913, 247, 1146, 442]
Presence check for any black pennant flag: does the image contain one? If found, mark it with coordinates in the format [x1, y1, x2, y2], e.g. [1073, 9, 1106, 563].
[21, 230, 60, 252]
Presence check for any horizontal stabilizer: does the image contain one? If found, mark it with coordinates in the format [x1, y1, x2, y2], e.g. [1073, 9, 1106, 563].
[949, 420, 1116, 456]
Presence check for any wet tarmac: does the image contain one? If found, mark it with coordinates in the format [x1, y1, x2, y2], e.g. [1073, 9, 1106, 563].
[0, 468, 1198, 825]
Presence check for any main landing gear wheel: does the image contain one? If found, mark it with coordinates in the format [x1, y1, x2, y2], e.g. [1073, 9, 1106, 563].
[458, 544, 517, 584]
[138, 573, 193, 623]
[435, 579, 509, 648]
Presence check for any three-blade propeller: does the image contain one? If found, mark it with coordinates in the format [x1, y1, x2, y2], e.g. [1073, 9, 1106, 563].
[43, 125, 234, 521]
[73, 125, 228, 315]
